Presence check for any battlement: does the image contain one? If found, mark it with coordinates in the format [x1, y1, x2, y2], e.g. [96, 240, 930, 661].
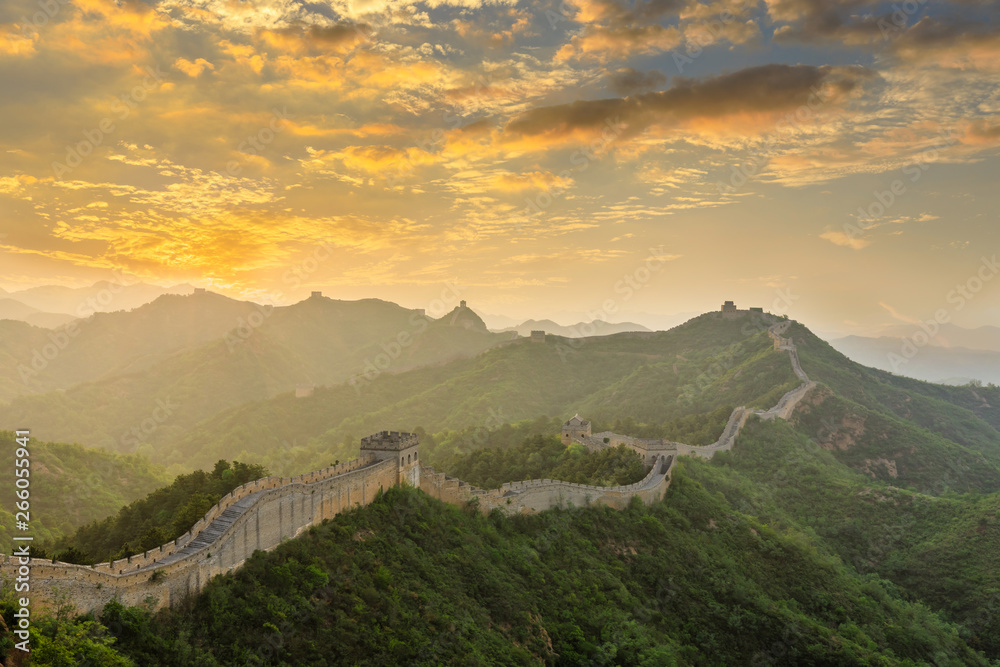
[360, 430, 419, 487]
[361, 430, 419, 451]
[719, 300, 765, 319]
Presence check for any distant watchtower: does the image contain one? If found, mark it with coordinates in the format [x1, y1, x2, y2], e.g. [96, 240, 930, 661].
[721, 300, 737, 313]
[530, 330, 545, 343]
[561, 414, 591, 446]
[361, 430, 420, 487]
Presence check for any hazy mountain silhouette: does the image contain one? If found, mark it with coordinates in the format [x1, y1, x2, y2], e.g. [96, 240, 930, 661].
[830, 334, 1000, 385]
[0, 298, 76, 328]
[4, 280, 195, 316]
[498, 318, 652, 337]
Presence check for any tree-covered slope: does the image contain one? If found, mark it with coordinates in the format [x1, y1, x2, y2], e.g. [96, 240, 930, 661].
[0, 298, 509, 460]
[790, 322, 1000, 460]
[164, 313, 798, 473]
[792, 385, 1000, 494]
[20, 482, 991, 666]
[0, 432, 169, 551]
[54, 460, 269, 564]
[693, 417, 1000, 659]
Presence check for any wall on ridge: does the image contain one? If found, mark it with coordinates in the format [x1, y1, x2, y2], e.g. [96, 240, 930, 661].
[420, 456, 674, 514]
[1, 458, 399, 615]
[90, 456, 377, 576]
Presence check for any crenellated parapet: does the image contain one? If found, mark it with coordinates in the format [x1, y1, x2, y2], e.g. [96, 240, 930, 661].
[1, 452, 396, 615]
[420, 455, 674, 514]
[361, 430, 420, 486]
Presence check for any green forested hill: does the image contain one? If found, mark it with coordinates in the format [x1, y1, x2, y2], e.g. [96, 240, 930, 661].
[692, 417, 1000, 659]
[56, 460, 269, 563]
[18, 480, 992, 666]
[790, 322, 1000, 457]
[782, 322, 1000, 494]
[0, 432, 169, 550]
[163, 313, 798, 472]
[0, 298, 509, 462]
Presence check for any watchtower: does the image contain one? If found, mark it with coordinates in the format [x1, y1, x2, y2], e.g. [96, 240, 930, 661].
[360, 430, 420, 487]
[561, 414, 591, 446]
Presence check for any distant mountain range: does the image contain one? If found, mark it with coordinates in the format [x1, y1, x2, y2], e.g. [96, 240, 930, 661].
[0, 293, 513, 455]
[0, 280, 195, 318]
[870, 322, 1000, 353]
[0, 298, 76, 328]
[828, 323, 1000, 385]
[496, 318, 652, 337]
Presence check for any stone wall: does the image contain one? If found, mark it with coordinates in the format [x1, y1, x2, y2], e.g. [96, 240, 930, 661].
[420, 455, 674, 514]
[1, 457, 399, 615]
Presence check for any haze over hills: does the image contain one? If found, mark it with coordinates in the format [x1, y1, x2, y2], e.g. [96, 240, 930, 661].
[0, 291, 272, 401]
[0, 294, 513, 455]
[161, 312, 1000, 488]
[0, 299, 76, 328]
[828, 335, 1000, 386]
[869, 322, 1000, 353]
[1, 280, 195, 317]
[495, 318, 652, 337]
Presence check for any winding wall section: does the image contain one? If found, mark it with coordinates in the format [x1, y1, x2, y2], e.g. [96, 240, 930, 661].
[1, 320, 813, 614]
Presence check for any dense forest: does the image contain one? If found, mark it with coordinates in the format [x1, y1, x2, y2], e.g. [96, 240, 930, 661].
[0, 432, 169, 551]
[4, 470, 993, 665]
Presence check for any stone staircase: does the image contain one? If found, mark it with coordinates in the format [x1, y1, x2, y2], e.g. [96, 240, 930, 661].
[134, 490, 266, 573]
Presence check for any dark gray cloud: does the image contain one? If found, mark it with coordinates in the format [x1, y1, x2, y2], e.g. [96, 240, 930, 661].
[606, 67, 667, 95]
[769, 0, 1000, 47]
[505, 64, 874, 138]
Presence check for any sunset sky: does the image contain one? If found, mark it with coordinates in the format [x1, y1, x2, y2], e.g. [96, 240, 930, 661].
[1, 0, 998, 334]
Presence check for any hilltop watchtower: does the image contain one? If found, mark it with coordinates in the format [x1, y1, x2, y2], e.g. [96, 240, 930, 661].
[361, 430, 420, 487]
[561, 414, 591, 446]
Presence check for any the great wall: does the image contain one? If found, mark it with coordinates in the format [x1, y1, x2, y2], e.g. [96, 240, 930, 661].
[1, 317, 816, 615]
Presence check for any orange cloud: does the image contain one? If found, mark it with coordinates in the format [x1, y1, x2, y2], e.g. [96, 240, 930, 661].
[556, 24, 682, 62]
[820, 231, 869, 250]
[257, 23, 371, 56]
[174, 58, 215, 78]
[491, 170, 575, 192]
[0, 26, 37, 56]
[961, 118, 1000, 146]
[305, 145, 438, 178]
[219, 39, 266, 74]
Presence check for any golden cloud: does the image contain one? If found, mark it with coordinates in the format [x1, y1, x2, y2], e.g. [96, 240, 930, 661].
[820, 231, 869, 250]
[174, 57, 215, 78]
